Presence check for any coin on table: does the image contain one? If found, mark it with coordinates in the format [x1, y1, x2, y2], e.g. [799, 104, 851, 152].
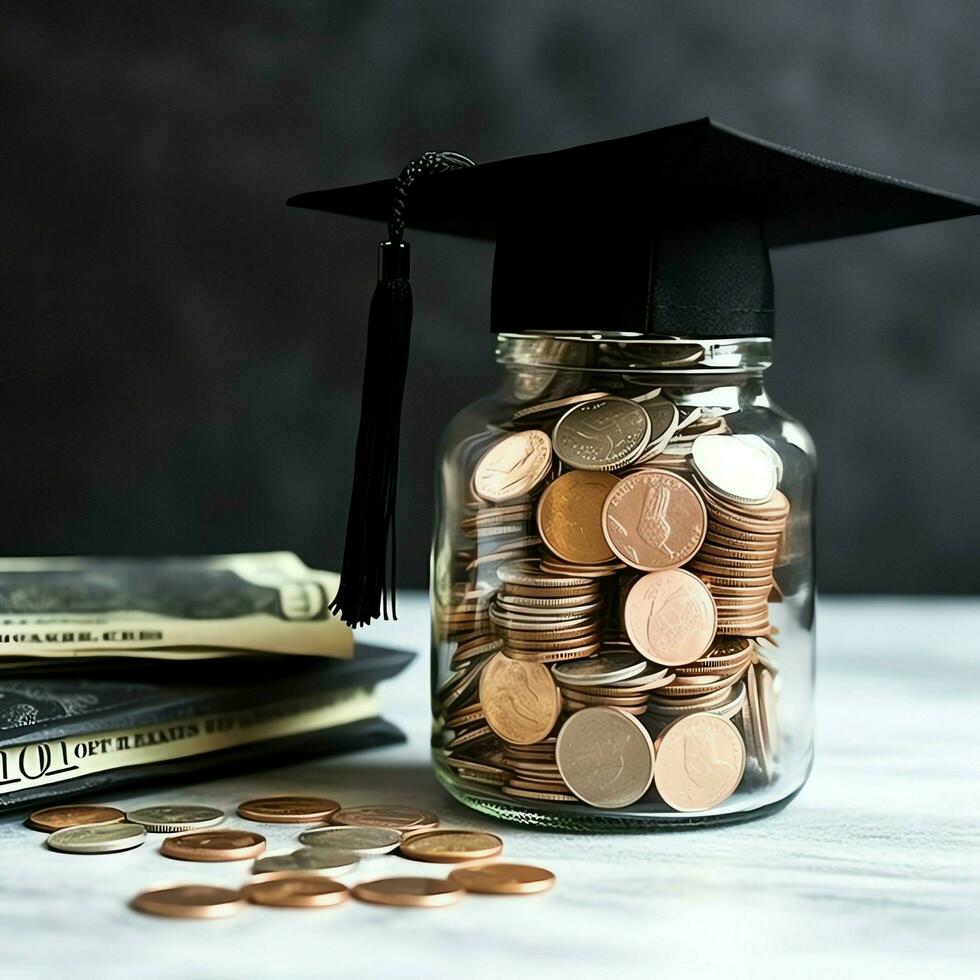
[47, 822, 146, 854]
[624, 569, 717, 666]
[556, 706, 655, 808]
[351, 877, 465, 908]
[236, 795, 340, 824]
[161, 829, 266, 862]
[472, 431, 553, 502]
[252, 847, 360, 877]
[131, 885, 245, 919]
[479, 652, 561, 745]
[449, 863, 556, 895]
[400, 830, 503, 863]
[28, 804, 126, 833]
[653, 712, 746, 812]
[691, 434, 777, 505]
[242, 876, 350, 908]
[553, 397, 652, 471]
[330, 805, 439, 833]
[298, 825, 402, 854]
[126, 805, 225, 833]
[536, 470, 619, 564]
[602, 469, 707, 570]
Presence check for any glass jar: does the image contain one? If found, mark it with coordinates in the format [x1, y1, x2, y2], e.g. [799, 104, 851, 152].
[431, 334, 815, 830]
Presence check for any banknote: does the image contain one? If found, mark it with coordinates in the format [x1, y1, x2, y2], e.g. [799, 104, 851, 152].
[0, 552, 352, 658]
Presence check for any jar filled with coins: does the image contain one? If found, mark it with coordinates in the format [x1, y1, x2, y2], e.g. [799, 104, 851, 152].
[431, 334, 814, 829]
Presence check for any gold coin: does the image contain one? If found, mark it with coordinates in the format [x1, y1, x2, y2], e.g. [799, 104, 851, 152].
[241, 877, 350, 908]
[27, 805, 125, 833]
[536, 470, 618, 564]
[330, 805, 439, 832]
[653, 713, 746, 812]
[479, 652, 561, 744]
[236, 796, 340, 824]
[449, 863, 556, 895]
[131, 885, 245, 919]
[400, 830, 504, 863]
[351, 877, 465, 908]
[160, 829, 267, 862]
[473, 431, 553, 502]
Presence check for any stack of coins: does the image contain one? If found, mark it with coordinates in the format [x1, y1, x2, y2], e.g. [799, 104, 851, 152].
[552, 653, 674, 717]
[500, 738, 575, 803]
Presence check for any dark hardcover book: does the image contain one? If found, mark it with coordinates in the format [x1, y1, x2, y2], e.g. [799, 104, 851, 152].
[0, 643, 412, 812]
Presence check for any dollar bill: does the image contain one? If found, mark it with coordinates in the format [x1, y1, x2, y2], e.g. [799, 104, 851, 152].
[0, 552, 352, 658]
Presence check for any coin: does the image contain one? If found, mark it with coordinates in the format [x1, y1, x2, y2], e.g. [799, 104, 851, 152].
[479, 652, 561, 745]
[473, 431, 553, 502]
[298, 825, 402, 854]
[252, 847, 360, 876]
[653, 713, 746, 811]
[624, 569, 717, 666]
[556, 706, 655, 808]
[242, 877, 350, 908]
[449, 863, 556, 895]
[399, 830, 504, 863]
[351, 877, 465, 908]
[160, 829, 266, 862]
[47, 822, 146, 854]
[511, 390, 608, 420]
[536, 470, 618, 564]
[27, 805, 126, 833]
[691, 435, 777, 505]
[330, 805, 439, 833]
[236, 796, 340, 824]
[126, 805, 225, 833]
[602, 470, 707, 570]
[553, 397, 652, 471]
[131, 885, 245, 919]
[551, 652, 648, 687]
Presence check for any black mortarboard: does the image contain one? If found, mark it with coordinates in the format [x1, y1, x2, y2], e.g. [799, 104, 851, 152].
[289, 117, 979, 625]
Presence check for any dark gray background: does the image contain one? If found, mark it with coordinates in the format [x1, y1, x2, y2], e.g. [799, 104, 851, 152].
[3, 1, 978, 593]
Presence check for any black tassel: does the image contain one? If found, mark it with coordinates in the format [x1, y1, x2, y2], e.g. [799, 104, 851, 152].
[329, 151, 474, 627]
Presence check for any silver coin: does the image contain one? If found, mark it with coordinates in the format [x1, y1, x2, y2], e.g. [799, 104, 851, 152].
[732, 433, 784, 483]
[298, 825, 402, 855]
[126, 805, 225, 833]
[251, 847, 359, 876]
[691, 434, 777, 505]
[553, 397, 652, 471]
[552, 652, 649, 687]
[47, 822, 147, 854]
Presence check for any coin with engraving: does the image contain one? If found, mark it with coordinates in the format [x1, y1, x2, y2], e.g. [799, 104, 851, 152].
[449, 863, 556, 895]
[298, 825, 402, 854]
[556, 706, 655, 808]
[473, 431, 553, 502]
[131, 885, 245, 919]
[351, 877, 465, 908]
[242, 876, 350, 908]
[551, 652, 648, 687]
[536, 470, 619, 564]
[330, 805, 439, 833]
[28, 805, 125, 833]
[400, 830, 504, 863]
[161, 829, 266, 862]
[47, 822, 146, 854]
[553, 397, 652, 471]
[479, 652, 561, 745]
[236, 796, 340, 824]
[624, 569, 717, 666]
[252, 847, 359, 877]
[653, 713, 746, 811]
[602, 470, 707, 570]
[126, 805, 225, 833]
[691, 435, 777, 505]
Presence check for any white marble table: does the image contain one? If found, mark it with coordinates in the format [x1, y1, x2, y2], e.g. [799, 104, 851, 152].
[2, 595, 978, 979]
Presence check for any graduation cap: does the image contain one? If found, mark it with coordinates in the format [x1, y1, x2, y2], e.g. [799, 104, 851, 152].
[289, 117, 979, 626]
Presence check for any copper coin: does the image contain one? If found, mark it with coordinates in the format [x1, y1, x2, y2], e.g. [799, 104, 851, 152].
[330, 805, 439, 833]
[653, 713, 746, 812]
[624, 569, 717, 666]
[479, 652, 561, 744]
[553, 397, 651, 471]
[473, 431, 553, 502]
[449, 863, 556, 895]
[536, 470, 619, 564]
[602, 470, 707, 570]
[236, 796, 340, 824]
[351, 877, 465, 908]
[27, 805, 125, 833]
[131, 885, 245, 919]
[241, 877, 350, 908]
[161, 829, 266, 862]
[400, 830, 504, 863]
